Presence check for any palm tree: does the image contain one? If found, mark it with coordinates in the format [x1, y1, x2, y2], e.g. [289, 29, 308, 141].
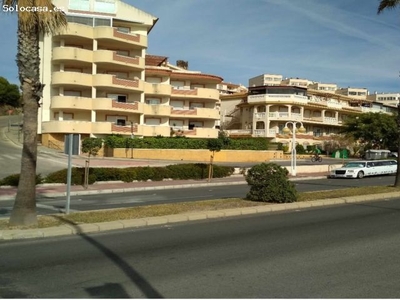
[2, 0, 67, 227]
[378, 0, 400, 187]
[378, 0, 400, 13]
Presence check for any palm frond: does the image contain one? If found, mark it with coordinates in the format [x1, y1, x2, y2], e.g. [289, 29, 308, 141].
[2, 0, 67, 34]
[378, 0, 400, 14]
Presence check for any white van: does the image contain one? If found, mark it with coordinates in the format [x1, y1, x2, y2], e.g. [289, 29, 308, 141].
[329, 160, 397, 179]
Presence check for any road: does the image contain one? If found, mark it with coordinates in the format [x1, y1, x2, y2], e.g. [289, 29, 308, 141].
[2, 198, 400, 298]
[0, 175, 395, 218]
[0, 116, 69, 178]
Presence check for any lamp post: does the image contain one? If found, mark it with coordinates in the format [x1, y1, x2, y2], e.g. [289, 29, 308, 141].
[129, 121, 134, 159]
[282, 121, 306, 176]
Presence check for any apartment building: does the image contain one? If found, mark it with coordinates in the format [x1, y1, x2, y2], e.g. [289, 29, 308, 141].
[224, 84, 396, 149]
[249, 74, 283, 87]
[37, 0, 222, 150]
[308, 82, 337, 93]
[336, 87, 368, 99]
[217, 82, 247, 95]
[367, 92, 400, 106]
[280, 77, 312, 88]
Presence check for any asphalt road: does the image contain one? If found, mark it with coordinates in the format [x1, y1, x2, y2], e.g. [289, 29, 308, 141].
[0, 175, 395, 218]
[0, 116, 69, 178]
[2, 197, 400, 298]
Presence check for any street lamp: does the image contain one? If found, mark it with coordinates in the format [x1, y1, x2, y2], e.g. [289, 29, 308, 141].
[282, 121, 306, 176]
[129, 121, 135, 159]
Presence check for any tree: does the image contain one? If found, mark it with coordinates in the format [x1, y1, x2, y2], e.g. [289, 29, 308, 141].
[81, 138, 103, 189]
[4, 0, 67, 227]
[340, 113, 398, 150]
[0, 77, 20, 107]
[378, 0, 400, 14]
[206, 138, 224, 182]
[378, 0, 400, 187]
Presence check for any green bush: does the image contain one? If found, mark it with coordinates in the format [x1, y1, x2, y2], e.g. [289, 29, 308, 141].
[0, 173, 43, 186]
[92, 168, 122, 182]
[296, 144, 306, 154]
[119, 168, 137, 183]
[135, 166, 155, 181]
[3, 164, 235, 186]
[102, 136, 271, 150]
[45, 168, 86, 185]
[245, 163, 297, 203]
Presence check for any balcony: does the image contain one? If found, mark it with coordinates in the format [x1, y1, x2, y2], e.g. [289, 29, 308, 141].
[93, 50, 144, 70]
[184, 127, 218, 138]
[171, 87, 219, 101]
[93, 74, 143, 92]
[92, 98, 142, 112]
[94, 27, 147, 48]
[52, 47, 93, 64]
[56, 23, 94, 40]
[170, 107, 219, 119]
[323, 117, 339, 124]
[253, 129, 266, 137]
[143, 104, 171, 116]
[42, 120, 92, 134]
[248, 94, 308, 105]
[254, 112, 266, 119]
[144, 82, 171, 95]
[52, 71, 93, 87]
[326, 101, 343, 109]
[51, 96, 92, 110]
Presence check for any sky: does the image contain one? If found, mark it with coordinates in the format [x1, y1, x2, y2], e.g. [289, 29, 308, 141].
[1, 0, 400, 93]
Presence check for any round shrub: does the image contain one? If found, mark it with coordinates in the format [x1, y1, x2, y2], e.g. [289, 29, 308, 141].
[245, 163, 297, 203]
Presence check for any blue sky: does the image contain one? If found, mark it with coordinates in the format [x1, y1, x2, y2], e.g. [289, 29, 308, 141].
[1, 0, 400, 93]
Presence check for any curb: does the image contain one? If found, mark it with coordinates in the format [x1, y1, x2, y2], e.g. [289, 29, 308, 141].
[1, 191, 399, 241]
[0, 176, 327, 201]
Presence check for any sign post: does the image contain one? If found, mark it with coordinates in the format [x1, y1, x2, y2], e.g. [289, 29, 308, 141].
[66, 133, 73, 214]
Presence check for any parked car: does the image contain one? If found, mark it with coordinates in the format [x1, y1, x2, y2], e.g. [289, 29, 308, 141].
[329, 160, 397, 179]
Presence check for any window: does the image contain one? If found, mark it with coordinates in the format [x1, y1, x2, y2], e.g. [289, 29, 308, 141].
[189, 121, 203, 129]
[66, 15, 92, 26]
[116, 119, 126, 126]
[94, 18, 111, 26]
[54, 113, 73, 120]
[190, 102, 204, 109]
[170, 100, 184, 109]
[116, 50, 129, 56]
[146, 98, 160, 105]
[107, 94, 127, 103]
[145, 118, 160, 126]
[116, 26, 130, 33]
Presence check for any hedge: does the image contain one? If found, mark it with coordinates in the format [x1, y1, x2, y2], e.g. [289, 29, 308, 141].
[103, 135, 273, 150]
[0, 164, 235, 186]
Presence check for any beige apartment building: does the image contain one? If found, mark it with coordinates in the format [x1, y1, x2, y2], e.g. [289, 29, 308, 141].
[38, 0, 222, 150]
[221, 83, 396, 149]
[367, 92, 400, 106]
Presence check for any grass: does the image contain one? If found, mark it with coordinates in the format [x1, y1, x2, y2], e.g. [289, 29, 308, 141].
[1, 185, 400, 230]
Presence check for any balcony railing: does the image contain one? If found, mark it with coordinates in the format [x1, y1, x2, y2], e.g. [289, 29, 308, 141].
[253, 129, 266, 137]
[248, 94, 308, 104]
[323, 117, 338, 124]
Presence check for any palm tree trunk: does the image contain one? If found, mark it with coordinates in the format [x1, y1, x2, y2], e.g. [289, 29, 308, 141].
[395, 104, 400, 187]
[9, 21, 42, 227]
